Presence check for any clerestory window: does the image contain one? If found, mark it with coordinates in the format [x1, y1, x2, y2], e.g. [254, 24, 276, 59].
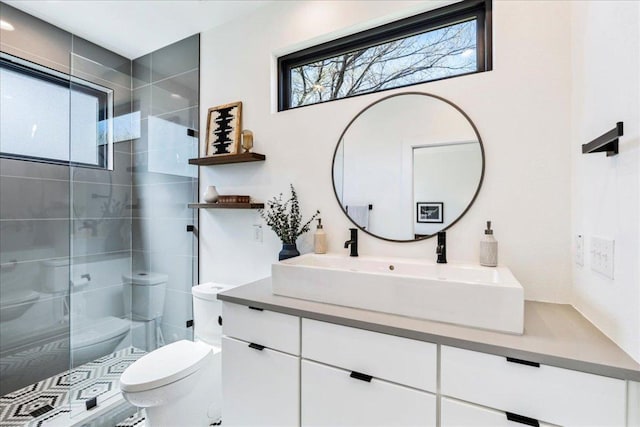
[278, 0, 492, 111]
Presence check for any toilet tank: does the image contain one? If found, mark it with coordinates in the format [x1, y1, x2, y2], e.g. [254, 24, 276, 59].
[123, 271, 168, 321]
[40, 258, 70, 293]
[192, 283, 231, 346]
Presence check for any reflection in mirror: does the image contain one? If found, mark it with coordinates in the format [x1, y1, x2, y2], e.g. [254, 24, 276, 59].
[332, 92, 484, 242]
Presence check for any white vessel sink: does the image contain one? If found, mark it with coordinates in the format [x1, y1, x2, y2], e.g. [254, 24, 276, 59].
[272, 253, 524, 334]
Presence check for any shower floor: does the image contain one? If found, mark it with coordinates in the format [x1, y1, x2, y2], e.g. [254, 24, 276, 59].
[0, 347, 145, 427]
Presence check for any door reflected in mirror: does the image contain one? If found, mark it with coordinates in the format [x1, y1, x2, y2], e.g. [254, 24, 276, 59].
[332, 92, 484, 242]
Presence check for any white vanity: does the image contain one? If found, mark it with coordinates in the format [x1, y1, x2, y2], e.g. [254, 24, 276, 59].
[219, 277, 640, 427]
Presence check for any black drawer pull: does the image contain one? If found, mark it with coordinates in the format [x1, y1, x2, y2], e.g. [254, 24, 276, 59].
[507, 357, 540, 368]
[218, 316, 222, 326]
[248, 306, 264, 311]
[349, 371, 372, 382]
[506, 412, 539, 427]
[248, 343, 265, 351]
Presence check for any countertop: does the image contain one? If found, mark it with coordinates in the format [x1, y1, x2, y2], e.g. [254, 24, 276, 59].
[217, 277, 640, 382]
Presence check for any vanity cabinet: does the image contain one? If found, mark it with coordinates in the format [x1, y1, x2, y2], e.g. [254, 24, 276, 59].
[302, 360, 436, 426]
[441, 345, 627, 426]
[441, 398, 559, 427]
[221, 302, 300, 427]
[301, 319, 437, 426]
[221, 301, 635, 427]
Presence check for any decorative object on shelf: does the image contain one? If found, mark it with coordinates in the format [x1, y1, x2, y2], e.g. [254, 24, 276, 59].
[259, 184, 320, 261]
[241, 130, 254, 153]
[205, 101, 242, 157]
[417, 202, 443, 223]
[218, 195, 250, 204]
[581, 121, 623, 157]
[203, 185, 220, 203]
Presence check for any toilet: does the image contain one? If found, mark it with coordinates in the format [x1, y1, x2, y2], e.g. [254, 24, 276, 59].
[41, 259, 129, 364]
[120, 282, 230, 426]
[122, 271, 169, 351]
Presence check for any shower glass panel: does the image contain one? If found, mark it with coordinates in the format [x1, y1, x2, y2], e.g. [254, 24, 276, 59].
[68, 50, 135, 416]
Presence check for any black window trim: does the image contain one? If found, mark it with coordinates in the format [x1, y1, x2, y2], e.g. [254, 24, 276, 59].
[278, 0, 492, 111]
[0, 53, 113, 170]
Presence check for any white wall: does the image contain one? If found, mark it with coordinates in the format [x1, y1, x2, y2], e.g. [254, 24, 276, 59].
[199, 0, 573, 302]
[570, 1, 640, 362]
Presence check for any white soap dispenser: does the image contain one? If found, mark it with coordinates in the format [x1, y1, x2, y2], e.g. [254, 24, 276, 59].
[480, 221, 498, 267]
[314, 218, 327, 254]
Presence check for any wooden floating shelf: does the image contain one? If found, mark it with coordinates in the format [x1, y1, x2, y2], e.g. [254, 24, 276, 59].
[188, 152, 266, 166]
[188, 202, 264, 209]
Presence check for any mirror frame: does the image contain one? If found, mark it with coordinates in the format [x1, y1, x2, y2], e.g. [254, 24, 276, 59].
[331, 91, 486, 242]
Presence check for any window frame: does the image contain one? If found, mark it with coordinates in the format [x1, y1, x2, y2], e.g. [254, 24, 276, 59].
[278, 0, 492, 111]
[0, 53, 113, 170]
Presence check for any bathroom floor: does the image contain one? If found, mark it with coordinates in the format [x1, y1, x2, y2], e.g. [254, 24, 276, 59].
[0, 347, 145, 427]
[115, 412, 222, 427]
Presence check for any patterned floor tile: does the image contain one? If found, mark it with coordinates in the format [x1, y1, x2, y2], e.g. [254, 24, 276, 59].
[0, 347, 145, 427]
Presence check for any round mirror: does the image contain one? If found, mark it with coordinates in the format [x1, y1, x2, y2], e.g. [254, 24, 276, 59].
[332, 92, 484, 242]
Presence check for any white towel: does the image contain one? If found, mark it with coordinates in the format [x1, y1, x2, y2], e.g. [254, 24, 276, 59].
[347, 205, 369, 230]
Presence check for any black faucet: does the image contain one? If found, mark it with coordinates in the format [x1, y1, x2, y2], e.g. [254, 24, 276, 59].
[344, 228, 359, 257]
[436, 231, 447, 264]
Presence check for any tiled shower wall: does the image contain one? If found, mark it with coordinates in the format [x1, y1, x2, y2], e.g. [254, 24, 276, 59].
[131, 35, 199, 346]
[0, 2, 133, 394]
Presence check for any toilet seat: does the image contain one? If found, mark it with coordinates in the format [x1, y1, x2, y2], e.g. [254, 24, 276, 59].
[120, 340, 211, 393]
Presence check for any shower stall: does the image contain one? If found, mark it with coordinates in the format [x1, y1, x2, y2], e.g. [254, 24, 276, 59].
[0, 4, 199, 423]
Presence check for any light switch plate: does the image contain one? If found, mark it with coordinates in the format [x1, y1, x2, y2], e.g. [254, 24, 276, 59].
[575, 235, 584, 266]
[590, 237, 614, 279]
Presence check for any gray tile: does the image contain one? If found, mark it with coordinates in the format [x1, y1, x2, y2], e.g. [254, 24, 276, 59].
[0, 158, 70, 181]
[133, 86, 151, 120]
[71, 218, 131, 256]
[0, 3, 71, 73]
[0, 220, 69, 263]
[132, 54, 151, 89]
[151, 35, 199, 82]
[132, 180, 196, 220]
[156, 106, 198, 130]
[151, 70, 199, 116]
[160, 289, 193, 329]
[132, 217, 194, 257]
[113, 87, 133, 118]
[150, 253, 194, 293]
[70, 151, 131, 187]
[72, 182, 131, 220]
[0, 176, 69, 219]
[114, 140, 132, 155]
[132, 250, 150, 272]
[71, 36, 131, 78]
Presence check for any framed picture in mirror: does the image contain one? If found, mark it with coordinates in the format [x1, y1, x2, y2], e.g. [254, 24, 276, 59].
[205, 101, 242, 157]
[417, 202, 443, 223]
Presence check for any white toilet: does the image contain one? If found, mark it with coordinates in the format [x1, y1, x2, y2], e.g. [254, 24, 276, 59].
[119, 282, 230, 426]
[122, 271, 169, 351]
[41, 259, 129, 365]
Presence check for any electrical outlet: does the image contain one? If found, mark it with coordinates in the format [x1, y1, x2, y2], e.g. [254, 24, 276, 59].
[590, 237, 614, 279]
[575, 234, 584, 266]
[253, 224, 263, 243]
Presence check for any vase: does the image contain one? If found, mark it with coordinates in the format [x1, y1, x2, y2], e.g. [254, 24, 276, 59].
[203, 185, 219, 203]
[279, 243, 300, 261]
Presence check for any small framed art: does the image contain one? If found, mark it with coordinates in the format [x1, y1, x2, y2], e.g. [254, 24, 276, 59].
[417, 202, 443, 223]
[205, 101, 242, 157]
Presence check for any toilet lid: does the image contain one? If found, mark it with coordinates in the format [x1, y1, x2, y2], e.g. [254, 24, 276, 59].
[71, 316, 130, 349]
[120, 340, 212, 393]
[0, 289, 39, 307]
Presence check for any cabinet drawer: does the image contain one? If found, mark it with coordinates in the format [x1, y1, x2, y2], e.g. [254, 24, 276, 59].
[222, 302, 300, 355]
[442, 398, 559, 427]
[441, 346, 626, 426]
[301, 360, 436, 426]
[222, 337, 299, 427]
[302, 319, 437, 392]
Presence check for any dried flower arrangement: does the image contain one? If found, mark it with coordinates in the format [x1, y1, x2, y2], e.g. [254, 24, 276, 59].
[259, 184, 320, 245]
